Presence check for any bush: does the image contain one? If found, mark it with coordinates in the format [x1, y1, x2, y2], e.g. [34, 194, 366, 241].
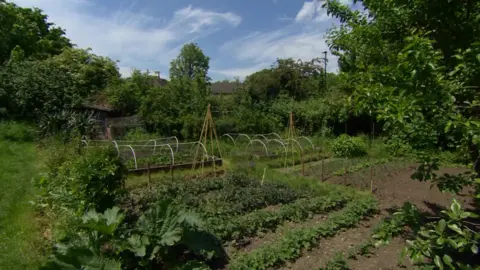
[385, 137, 414, 157]
[40, 146, 127, 213]
[123, 128, 158, 141]
[332, 134, 367, 157]
[0, 121, 36, 142]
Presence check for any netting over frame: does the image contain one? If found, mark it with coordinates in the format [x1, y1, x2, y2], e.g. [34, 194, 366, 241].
[221, 133, 314, 158]
[82, 137, 213, 170]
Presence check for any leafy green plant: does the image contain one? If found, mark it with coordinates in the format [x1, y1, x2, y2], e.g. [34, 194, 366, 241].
[38, 109, 97, 139]
[43, 201, 225, 269]
[319, 253, 350, 270]
[332, 135, 367, 158]
[403, 199, 480, 269]
[372, 202, 421, 247]
[210, 194, 350, 242]
[41, 207, 125, 270]
[385, 137, 415, 157]
[229, 197, 377, 270]
[124, 200, 225, 269]
[40, 146, 127, 213]
[196, 181, 307, 219]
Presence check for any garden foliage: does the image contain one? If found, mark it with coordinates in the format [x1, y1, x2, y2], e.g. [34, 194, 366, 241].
[332, 134, 367, 157]
[40, 146, 127, 213]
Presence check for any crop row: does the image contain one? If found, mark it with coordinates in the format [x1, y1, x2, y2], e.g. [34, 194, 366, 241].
[316, 207, 412, 270]
[150, 173, 284, 201]
[125, 152, 195, 169]
[229, 196, 377, 270]
[148, 173, 311, 220]
[208, 193, 352, 242]
[196, 182, 308, 219]
[263, 152, 327, 169]
[332, 158, 389, 176]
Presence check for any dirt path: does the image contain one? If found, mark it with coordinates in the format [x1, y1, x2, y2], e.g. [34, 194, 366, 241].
[280, 214, 383, 270]
[227, 213, 330, 258]
[345, 167, 472, 269]
[373, 167, 473, 212]
[281, 167, 473, 270]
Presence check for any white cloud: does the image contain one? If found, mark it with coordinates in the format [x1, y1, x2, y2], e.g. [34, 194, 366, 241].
[295, 0, 353, 23]
[210, 63, 271, 80]
[213, 1, 345, 79]
[218, 27, 338, 77]
[12, 0, 241, 78]
[172, 5, 241, 34]
[295, 1, 316, 22]
[295, 0, 329, 23]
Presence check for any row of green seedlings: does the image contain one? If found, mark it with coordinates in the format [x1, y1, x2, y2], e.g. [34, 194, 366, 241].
[332, 158, 389, 177]
[317, 202, 423, 270]
[228, 196, 378, 270]
[145, 173, 355, 247]
[208, 193, 352, 244]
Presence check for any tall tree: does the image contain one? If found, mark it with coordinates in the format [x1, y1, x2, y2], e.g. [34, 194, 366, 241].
[139, 43, 213, 139]
[0, 48, 120, 119]
[0, 1, 72, 65]
[169, 43, 210, 83]
[323, 0, 480, 149]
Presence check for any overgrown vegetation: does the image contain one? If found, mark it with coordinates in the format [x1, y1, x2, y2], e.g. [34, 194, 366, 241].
[332, 134, 367, 157]
[1, 0, 480, 268]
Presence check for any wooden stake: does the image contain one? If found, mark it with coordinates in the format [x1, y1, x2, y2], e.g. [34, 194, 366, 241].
[208, 106, 216, 176]
[261, 167, 266, 186]
[321, 157, 325, 182]
[370, 166, 374, 192]
[289, 112, 295, 167]
[192, 104, 223, 176]
[344, 158, 348, 185]
[301, 152, 305, 176]
[147, 162, 151, 184]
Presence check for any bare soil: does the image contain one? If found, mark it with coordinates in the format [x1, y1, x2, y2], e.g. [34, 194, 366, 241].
[280, 215, 384, 270]
[282, 166, 474, 270]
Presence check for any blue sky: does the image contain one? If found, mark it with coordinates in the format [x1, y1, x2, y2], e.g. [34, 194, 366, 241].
[12, 0, 359, 80]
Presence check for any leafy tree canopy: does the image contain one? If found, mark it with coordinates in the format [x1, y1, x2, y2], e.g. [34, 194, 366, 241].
[169, 43, 210, 83]
[0, 1, 72, 64]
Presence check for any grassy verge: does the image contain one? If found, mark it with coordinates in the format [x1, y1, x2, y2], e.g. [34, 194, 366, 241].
[0, 141, 46, 269]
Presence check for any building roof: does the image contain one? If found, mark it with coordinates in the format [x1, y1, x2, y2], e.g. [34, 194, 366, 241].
[80, 92, 115, 112]
[150, 76, 169, 87]
[211, 82, 237, 94]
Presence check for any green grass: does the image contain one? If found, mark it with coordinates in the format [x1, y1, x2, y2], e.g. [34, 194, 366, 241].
[0, 141, 46, 269]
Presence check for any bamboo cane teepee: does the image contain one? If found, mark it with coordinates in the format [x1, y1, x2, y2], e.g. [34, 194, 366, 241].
[192, 104, 223, 176]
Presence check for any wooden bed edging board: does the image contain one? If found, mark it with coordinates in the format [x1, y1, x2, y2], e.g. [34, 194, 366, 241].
[128, 159, 223, 175]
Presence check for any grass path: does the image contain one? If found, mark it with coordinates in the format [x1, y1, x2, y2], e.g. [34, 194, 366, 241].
[0, 141, 46, 269]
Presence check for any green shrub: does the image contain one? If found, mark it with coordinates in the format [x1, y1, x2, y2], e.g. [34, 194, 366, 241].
[42, 203, 224, 269]
[123, 128, 158, 141]
[40, 146, 127, 213]
[385, 137, 414, 157]
[0, 121, 36, 142]
[332, 135, 367, 157]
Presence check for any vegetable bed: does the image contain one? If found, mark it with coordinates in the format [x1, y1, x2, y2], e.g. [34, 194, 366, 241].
[125, 171, 375, 269]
